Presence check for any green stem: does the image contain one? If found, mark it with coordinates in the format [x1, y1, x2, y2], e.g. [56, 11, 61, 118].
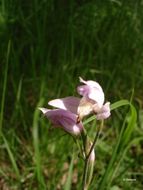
[82, 158, 89, 190]
[87, 120, 103, 160]
[82, 120, 104, 190]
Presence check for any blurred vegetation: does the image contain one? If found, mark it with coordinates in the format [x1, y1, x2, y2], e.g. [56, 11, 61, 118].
[0, 0, 143, 189]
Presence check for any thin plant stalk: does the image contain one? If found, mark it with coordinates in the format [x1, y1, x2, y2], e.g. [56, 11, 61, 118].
[82, 120, 104, 190]
[0, 41, 10, 133]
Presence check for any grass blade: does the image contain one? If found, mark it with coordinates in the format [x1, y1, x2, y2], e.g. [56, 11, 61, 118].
[121, 104, 137, 147]
[64, 152, 75, 190]
[98, 101, 137, 190]
[0, 41, 10, 132]
[2, 134, 20, 179]
[32, 97, 45, 188]
[110, 100, 130, 111]
[108, 136, 143, 189]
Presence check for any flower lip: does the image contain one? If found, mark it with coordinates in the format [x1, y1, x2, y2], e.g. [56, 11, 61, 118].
[96, 102, 111, 120]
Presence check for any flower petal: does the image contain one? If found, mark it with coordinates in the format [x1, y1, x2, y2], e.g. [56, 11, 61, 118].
[96, 102, 111, 120]
[39, 108, 50, 114]
[77, 85, 91, 97]
[48, 97, 80, 114]
[60, 117, 83, 135]
[79, 77, 103, 92]
[39, 108, 83, 135]
[87, 88, 104, 108]
[77, 77, 105, 108]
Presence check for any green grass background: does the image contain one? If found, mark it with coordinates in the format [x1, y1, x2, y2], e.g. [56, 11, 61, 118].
[0, 0, 143, 189]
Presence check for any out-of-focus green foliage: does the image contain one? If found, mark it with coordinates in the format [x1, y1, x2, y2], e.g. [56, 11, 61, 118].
[0, 0, 143, 189]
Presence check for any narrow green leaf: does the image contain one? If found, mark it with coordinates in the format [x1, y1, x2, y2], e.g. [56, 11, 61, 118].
[33, 97, 45, 185]
[110, 100, 130, 111]
[98, 101, 137, 190]
[64, 153, 74, 190]
[0, 41, 10, 132]
[121, 104, 137, 148]
[2, 134, 20, 179]
[108, 136, 143, 188]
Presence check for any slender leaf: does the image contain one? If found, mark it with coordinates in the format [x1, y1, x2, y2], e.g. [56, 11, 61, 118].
[64, 153, 74, 190]
[2, 134, 20, 179]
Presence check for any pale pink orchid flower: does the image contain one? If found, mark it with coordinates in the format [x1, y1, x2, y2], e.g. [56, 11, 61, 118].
[77, 77, 104, 108]
[48, 95, 110, 121]
[77, 77, 111, 120]
[39, 108, 83, 135]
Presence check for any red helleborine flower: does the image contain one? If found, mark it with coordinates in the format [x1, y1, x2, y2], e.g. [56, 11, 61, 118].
[77, 77, 111, 120]
[48, 77, 111, 120]
[39, 77, 111, 135]
[39, 107, 83, 135]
